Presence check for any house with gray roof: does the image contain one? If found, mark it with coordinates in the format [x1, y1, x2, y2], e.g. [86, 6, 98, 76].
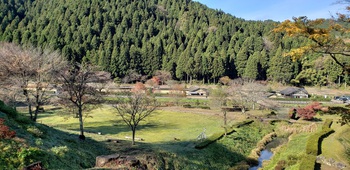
[279, 87, 309, 98]
[185, 86, 209, 96]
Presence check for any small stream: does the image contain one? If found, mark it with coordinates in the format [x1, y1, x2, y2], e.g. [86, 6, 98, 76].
[249, 137, 287, 170]
[249, 150, 273, 170]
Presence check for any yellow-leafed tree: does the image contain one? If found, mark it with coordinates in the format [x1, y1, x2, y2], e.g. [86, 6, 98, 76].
[274, 5, 350, 74]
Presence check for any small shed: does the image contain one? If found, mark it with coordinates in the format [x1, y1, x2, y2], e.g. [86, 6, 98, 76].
[279, 87, 309, 98]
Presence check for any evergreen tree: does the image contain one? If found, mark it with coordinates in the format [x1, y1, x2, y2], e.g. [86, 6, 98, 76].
[243, 51, 259, 80]
[268, 46, 293, 84]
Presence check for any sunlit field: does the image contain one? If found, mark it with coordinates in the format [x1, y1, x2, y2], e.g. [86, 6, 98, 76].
[38, 105, 223, 143]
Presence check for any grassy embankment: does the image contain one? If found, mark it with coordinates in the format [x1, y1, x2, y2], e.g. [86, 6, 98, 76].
[262, 114, 350, 170]
[0, 102, 113, 169]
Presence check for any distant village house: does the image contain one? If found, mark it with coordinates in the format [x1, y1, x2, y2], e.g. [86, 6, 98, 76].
[279, 87, 309, 98]
[185, 86, 209, 96]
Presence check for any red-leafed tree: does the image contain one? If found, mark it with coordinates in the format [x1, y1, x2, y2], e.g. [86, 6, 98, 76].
[295, 102, 322, 120]
[296, 107, 316, 120]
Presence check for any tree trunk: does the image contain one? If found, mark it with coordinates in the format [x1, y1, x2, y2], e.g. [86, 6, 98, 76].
[33, 93, 40, 122]
[28, 103, 33, 120]
[34, 105, 39, 122]
[223, 110, 227, 136]
[132, 127, 136, 145]
[24, 90, 33, 120]
[78, 106, 85, 140]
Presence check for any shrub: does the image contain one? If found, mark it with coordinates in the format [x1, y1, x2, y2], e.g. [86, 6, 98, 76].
[195, 120, 254, 149]
[199, 106, 210, 109]
[27, 126, 43, 137]
[35, 138, 43, 146]
[233, 120, 254, 128]
[51, 146, 69, 157]
[0, 118, 16, 139]
[275, 160, 286, 170]
[288, 108, 298, 120]
[18, 147, 46, 166]
[183, 104, 192, 108]
[299, 154, 316, 170]
[15, 115, 33, 125]
[306, 128, 335, 155]
[295, 102, 323, 120]
[0, 100, 18, 118]
[301, 120, 334, 169]
[296, 107, 316, 120]
[322, 119, 333, 129]
[286, 155, 299, 166]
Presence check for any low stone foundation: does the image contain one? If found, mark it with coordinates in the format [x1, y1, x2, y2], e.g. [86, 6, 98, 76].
[316, 156, 347, 170]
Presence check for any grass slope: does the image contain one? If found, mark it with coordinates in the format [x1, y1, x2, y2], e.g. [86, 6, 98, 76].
[0, 109, 113, 169]
[321, 115, 350, 168]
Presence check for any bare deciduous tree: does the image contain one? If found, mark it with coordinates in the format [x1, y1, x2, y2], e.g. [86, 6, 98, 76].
[210, 87, 230, 136]
[113, 92, 158, 145]
[154, 70, 172, 85]
[0, 42, 64, 121]
[228, 78, 267, 113]
[122, 69, 142, 84]
[57, 63, 110, 140]
[167, 80, 185, 106]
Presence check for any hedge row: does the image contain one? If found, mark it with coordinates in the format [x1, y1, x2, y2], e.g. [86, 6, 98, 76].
[299, 119, 334, 170]
[195, 120, 254, 149]
[299, 154, 317, 170]
[182, 104, 210, 109]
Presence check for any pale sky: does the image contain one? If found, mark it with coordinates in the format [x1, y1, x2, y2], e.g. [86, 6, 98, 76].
[193, 0, 346, 21]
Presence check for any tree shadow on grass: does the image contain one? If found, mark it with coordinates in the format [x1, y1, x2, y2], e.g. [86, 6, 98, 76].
[67, 121, 179, 137]
[29, 123, 115, 169]
[134, 140, 250, 169]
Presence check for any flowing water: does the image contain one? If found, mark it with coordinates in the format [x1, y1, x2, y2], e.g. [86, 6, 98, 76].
[249, 149, 273, 170]
[249, 137, 287, 170]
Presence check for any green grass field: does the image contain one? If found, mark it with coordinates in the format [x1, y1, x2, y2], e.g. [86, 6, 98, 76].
[37, 105, 260, 169]
[38, 105, 223, 143]
[36, 103, 350, 169]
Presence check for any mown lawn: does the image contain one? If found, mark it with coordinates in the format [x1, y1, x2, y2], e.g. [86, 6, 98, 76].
[38, 105, 223, 143]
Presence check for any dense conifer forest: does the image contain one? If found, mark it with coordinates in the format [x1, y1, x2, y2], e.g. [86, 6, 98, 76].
[0, 0, 346, 85]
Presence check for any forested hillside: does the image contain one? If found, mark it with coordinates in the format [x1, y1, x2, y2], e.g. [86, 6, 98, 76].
[0, 0, 345, 85]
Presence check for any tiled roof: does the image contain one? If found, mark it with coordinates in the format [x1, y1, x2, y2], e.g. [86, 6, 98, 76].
[280, 87, 308, 96]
